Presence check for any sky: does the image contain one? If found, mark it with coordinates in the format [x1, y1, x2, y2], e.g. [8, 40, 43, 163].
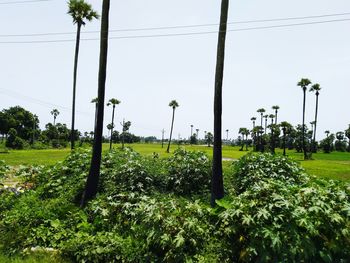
[0, 0, 349, 140]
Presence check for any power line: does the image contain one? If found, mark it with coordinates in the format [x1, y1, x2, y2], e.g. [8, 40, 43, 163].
[0, 17, 350, 44]
[0, 88, 91, 116]
[0, 0, 52, 5]
[1, 11, 350, 38]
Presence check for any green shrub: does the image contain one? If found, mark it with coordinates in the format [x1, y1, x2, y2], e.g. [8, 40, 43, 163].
[232, 153, 309, 193]
[0, 160, 9, 180]
[216, 179, 350, 262]
[166, 148, 211, 195]
[100, 148, 166, 194]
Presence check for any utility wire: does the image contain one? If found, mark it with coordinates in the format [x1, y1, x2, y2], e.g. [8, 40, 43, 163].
[0, 88, 91, 116]
[1, 11, 350, 37]
[0, 0, 52, 5]
[1, 17, 350, 44]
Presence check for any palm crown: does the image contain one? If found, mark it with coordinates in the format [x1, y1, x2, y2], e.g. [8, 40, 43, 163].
[297, 78, 312, 90]
[169, 100, 179, 109]
[107, 98, 121, 107]
[68, 0, 99, 26]
[272, 105, 279, 111]
[310, 83, 321, 95]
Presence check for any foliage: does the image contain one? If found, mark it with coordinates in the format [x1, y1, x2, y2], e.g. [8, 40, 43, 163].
[0, 160, 9, 180]
[232, 153, 309, 194]
[166, 148, 211, 195]
[6, 128, 28, 150]
[216, 178, 350, 262]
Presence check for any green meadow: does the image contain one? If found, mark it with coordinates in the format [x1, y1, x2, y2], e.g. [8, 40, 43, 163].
[0, 143, 349, 181]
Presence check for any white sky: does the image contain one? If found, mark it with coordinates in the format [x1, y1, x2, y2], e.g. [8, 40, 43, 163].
[0, 0, 349, 140]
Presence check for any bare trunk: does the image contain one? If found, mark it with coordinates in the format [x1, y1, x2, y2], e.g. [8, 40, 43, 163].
[109, 105, 115, 151]
[211, 0, 229, 207]
[81, 0, 110, 206]
[166, 108, 175, 153]
[71, 22, 82, 150]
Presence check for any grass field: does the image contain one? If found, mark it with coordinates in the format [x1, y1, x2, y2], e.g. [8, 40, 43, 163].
[0, 143, 349, 181]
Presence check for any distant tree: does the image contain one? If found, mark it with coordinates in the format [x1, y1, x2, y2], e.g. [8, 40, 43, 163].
[211, 0, 229, 207]
[196, 128, 200, 142]
[190, 134, 197, 145]
[297, 78, 312, 159]
[272, 105, 280, 124]
[320, 132, 335, 153]
[121, 120, 131, 149]
[269, 114, 275, 125]
[280, 121, 292, 156]
[335, 131, 347, 152]
[81, 0, 109, 206]
[166, 100, 179, 153]
[238, 127, 249, 151]
[225, 129, 229, 141]
[257, 108, 266, 129]
[263, 115, 268, 134]
[5, 128, 26, 149]
[268, 123, 280, 154]
[250, 117, 256, 129]
[68, 0, 99, 150]
[345, 125, 350, 152]
[50, 109, 60, 126]
[107, 98, 120, 150]
[205, 132, 213, 147]
[309, 83, 321, 152]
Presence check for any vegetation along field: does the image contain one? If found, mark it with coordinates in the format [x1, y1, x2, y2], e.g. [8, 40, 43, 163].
[1, 0, 350, 262]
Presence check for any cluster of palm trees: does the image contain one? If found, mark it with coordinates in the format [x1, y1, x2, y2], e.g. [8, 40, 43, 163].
[297, 78, 321, 159]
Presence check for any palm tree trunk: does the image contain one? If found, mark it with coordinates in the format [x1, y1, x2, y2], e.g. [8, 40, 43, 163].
[312, 93, 319, 153]
[211, 0, 229, 207]
[70, 22, 82, 150]
[53, 116, 56, 126]
[81, 0, 110, 207]
[283, 129, 286, 156]
[109, 105, 115, 151]
[302, 88, 307, 159]
[166, 108, 175, 153]
[275, 110, 278, 124]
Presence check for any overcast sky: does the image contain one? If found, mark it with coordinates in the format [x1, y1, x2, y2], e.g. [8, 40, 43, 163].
[0, 0, 349, 140]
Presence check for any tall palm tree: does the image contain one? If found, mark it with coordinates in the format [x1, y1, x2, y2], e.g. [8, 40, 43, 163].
[297, 78, 312, 160]
[211, 0, 229, 207]
[263, 114, 268, 133]
[272, 105, 280, 124]
[250, 117, 256, 129]
[196, 128, 200, 140]
[243, 128, 250, 150]
[107, 98, 120, 151]
[238, 127, 247, 151]
[309, 83, 321, 153]
[257, 108, 266, 128]
[166, 100, 179, 153]
[68, 0, 99, 150]
[325, 130, 330, 138]
[81, 0, 109, 207]
[226, 129, 229, 141]
[269, 114, 275, 125]
[190, 124, 193, 137]
[50, 109, 60, 125]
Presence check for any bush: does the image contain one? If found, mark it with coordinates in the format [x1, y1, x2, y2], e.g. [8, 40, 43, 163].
[0, 160, 9, 181]
[232, 153, 309, 194]
[166, 148, 211, 195]
[100, 148, 166, 194]
[216, 179, 350, 262]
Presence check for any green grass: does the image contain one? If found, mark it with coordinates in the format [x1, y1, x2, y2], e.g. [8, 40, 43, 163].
[0, 143, 349, 181]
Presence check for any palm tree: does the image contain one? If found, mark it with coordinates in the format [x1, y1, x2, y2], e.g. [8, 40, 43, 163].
[166, 100, 179, 153]
[226, 129, 229, 141]
[250, 117, 256, 129]
[243, 128, 250, 150]
[269, 114, 275, 125]
[263, 114, 268, 133]
[196, 128, 200, 141]
[309, 83, 321, 153]
[68, 0, 99, 150]
[280, 121, 292, 156]
[257, 108, 266, 128]
[107, 98, 120, 151]
[325, 130, 330, 138]
[272, 105, 280, 124]
[190, 124, 193, 138]
[211, 0, 229, 207]
[297, 78, 312, 160]
[81, 0, 109, 207]
[50, 109, 60, 125]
